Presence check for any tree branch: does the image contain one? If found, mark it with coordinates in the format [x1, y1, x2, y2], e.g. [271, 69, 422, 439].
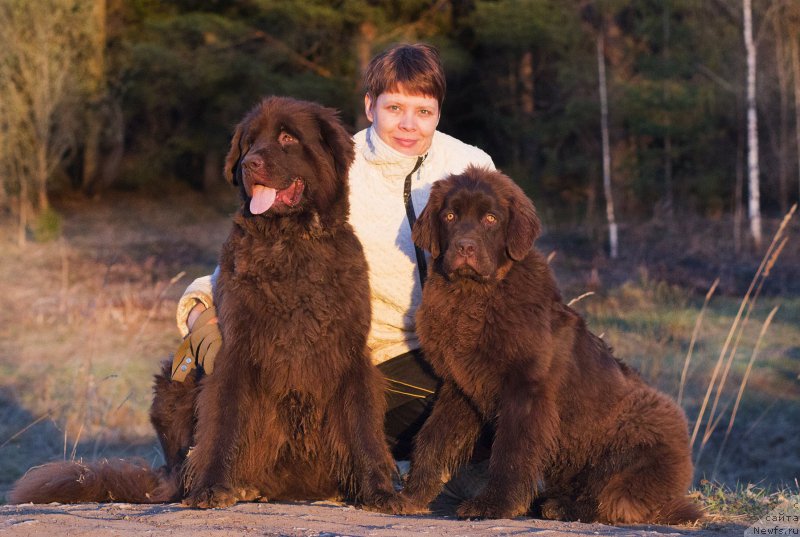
[248, 30, 333, 79]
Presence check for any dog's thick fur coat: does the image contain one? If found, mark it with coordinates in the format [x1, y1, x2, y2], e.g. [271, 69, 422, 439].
[10, 97, 400, 511]
[396, 167, 701, 524]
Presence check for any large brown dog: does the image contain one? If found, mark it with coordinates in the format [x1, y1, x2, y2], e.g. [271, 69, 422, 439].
[10, 97, 401, 511]
[395, 166, 701, 524]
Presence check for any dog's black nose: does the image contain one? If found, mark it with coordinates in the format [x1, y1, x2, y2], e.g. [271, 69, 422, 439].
[456, 238, 477, 258]
[242, 154, 264, 171]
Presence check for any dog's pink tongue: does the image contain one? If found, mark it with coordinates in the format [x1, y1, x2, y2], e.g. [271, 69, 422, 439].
[250, 185, 277, 214]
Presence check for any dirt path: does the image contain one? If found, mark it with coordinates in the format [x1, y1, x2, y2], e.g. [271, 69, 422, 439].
[0, 502, 744, 537]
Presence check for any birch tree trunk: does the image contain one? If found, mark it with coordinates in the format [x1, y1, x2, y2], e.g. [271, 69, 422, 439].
[597, 31, 618, 259]
[743, 0, 762, 248]
[734, 94, 745, 254]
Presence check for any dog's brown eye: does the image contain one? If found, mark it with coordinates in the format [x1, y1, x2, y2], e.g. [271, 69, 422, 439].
[484, 214, 497, 225]
[279, 132, 297, 145]
[443, 211, 456, 222]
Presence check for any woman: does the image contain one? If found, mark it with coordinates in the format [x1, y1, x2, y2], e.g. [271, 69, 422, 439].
[175, 43, 494, 459]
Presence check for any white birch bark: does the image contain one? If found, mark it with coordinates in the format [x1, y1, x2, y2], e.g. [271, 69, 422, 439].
[597, 31, 618, 259]
[743, 0, 762, 248]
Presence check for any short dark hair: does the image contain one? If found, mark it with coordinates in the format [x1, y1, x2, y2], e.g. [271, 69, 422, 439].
[363, 43, 446, 107]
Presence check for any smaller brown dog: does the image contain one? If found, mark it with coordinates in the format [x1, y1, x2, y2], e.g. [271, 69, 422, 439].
[396, 166, 701, 524]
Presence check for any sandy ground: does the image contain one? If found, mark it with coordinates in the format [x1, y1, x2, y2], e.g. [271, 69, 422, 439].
[0, 501, 745, 537]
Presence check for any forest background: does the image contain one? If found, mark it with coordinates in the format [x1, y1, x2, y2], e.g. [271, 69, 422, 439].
[0, 0, 798, 517]
[4, 0, 800, 234]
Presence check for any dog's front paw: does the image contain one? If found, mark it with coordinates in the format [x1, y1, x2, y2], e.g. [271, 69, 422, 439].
[540, 498, 568, 520]
[456, 495, 520, 520]
[236, 486, 262, 502]
[183, 484, 238, 509]
[360, 490, 428, 515]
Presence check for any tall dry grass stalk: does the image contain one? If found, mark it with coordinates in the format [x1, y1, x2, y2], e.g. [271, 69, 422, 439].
[690, 204, 795, 460]
[678, 277, 720, 406]
[69, 422, 85, 461]
[0, 407, 60, 450]
[702, 236, 787, 445]
[710, 305, 780, 478]
[567, 291, 595, 307]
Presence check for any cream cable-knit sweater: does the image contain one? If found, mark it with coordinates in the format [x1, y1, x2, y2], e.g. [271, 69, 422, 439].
[177, 126, 493, 364]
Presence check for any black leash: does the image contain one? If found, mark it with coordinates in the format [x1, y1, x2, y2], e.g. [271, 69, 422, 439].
[403, 156, 427, 288]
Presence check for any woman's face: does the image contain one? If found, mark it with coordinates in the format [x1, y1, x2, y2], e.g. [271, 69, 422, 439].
[365, 85, 441, 156]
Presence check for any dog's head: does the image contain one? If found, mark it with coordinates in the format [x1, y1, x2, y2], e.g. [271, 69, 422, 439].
[412, 166, 541, 282]
[224, 97, 354, 223]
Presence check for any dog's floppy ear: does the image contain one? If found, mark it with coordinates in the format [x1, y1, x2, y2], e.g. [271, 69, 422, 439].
[223, 122, 246, 186]
[505, 178, 541, 261]
[412, 179, 450, 259]
[316, 106, 355, 179]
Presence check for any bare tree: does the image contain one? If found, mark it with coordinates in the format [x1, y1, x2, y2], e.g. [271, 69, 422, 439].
[81, 0, 107, 194]
[597, 29, 618, 259]
[354, 21, 378, 131]
[0, 0, 88, 242]
[0, 89, 31, 245]
[743, 0, 762, 248]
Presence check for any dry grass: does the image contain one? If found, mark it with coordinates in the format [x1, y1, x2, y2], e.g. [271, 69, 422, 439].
[695, 480, 800, 523]
[549, 206, 800, 495]
[574, 273, 800, 488]
[573, 289, 799, 491]
[0, 190, 797, 517]
[0, 188, 234, 497]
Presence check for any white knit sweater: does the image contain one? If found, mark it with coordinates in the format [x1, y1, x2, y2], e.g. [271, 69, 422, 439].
[177, 126, 493, 364]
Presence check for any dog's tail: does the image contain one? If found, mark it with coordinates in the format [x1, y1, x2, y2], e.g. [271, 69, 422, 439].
[8, 459, 180, 504]
[654, 495, 704, 525]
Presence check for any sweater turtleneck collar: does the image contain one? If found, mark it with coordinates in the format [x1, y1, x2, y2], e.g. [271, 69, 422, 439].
[363, 126, 432, 180]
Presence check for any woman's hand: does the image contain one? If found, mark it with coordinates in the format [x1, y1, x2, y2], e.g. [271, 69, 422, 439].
[172, 304, 221, 381]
